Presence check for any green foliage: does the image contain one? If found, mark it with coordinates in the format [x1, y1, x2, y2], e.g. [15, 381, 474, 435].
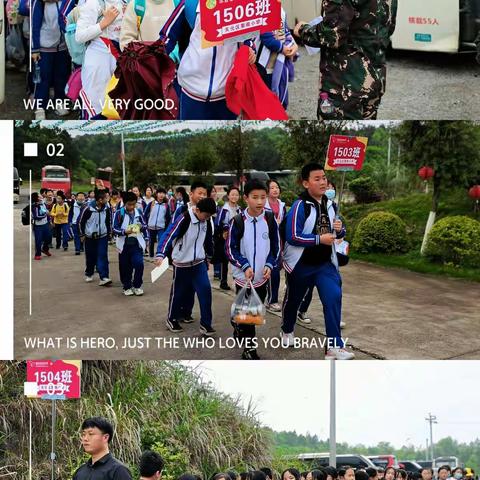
[185, 138, 219, 176]
[348, 176, 379, 203]
[352, 211, 409, 254]
[424, 216, 480, 268]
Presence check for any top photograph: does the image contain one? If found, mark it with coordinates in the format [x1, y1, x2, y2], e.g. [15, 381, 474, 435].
[1, 0, 480, 121]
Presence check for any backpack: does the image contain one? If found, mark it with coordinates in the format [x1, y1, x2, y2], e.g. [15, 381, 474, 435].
[65, 67, 82, 101]
[232, 210, 278, 247]
[21, 205, 31, 226]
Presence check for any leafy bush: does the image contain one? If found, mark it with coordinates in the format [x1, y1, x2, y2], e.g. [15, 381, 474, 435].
[424, 216, 480, 268]
[281, 190, 297, 207]
[352, 211, 409, 254]
[348, 176, 380, 203]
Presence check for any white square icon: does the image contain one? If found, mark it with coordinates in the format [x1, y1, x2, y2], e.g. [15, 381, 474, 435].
[24, 143, 38, 157]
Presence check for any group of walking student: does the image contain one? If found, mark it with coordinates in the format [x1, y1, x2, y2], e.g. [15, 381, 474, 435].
[29, 163, 354, 360]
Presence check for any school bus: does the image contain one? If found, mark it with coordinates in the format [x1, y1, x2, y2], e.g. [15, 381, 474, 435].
[391, 0, 480, 53]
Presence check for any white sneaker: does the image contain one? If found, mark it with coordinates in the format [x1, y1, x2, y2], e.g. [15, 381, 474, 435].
[34, 109, 46, 120]
[124, 288, 134, 296]
[55, 108, 69, 117]
[280, 331, 295, 347]
[340, 321, 346, 329]
[133, 287, 144, 296]
[266, 303, 281, 312]
[98, 278, 112, 286]
[85, 276, 93, 283]
[326, 347, 355, 360]
[297, 312, 311, 325]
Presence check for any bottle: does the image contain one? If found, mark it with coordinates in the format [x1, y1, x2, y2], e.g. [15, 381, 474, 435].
[33, 61, 41, 84]
[319, 92, 334, 115]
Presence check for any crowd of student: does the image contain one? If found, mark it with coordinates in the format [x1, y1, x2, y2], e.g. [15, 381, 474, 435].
[16, 0, 299, 120]
[73, 417, 478, 480]
[29, 163, 354, 360]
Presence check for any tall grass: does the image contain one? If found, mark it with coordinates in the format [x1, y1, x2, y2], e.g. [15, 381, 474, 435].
[0, 362, 272, 479]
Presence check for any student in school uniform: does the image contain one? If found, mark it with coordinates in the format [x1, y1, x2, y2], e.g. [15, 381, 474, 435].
[155, 197, 217, 336]
[264, 179, 287, 312]
[113, 191, 149, 296]
[281, 163, 354, 360]
[159, 0, 257, 120]
[215, 186, 241, 290]
[31, 192, 53, 260]
[144, 188, 171, 258]
[50, 190, 70, 250]
[69, 191, 87, 254]
[78, 189, 112, 286]
[226, 179, 280, 360]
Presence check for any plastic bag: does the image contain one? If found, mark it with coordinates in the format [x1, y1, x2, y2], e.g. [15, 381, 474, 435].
[6, 25, 25, 64]
[231, 281, 265, 326]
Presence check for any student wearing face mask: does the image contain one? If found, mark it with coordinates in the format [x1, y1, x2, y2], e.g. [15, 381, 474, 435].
[452, 469, 464, 480]
[69, 191, 87, 255]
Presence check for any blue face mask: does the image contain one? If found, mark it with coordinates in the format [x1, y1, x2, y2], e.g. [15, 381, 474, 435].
[325, 189, 336, 200]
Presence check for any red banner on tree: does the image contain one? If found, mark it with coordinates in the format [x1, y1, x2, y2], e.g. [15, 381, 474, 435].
[325, 135, 368, 171]
[26, 360, 81, 399]
[200, 0, 281, 46]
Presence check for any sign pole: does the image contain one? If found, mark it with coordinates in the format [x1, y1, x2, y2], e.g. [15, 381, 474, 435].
[336, 171, 346, 217]
[51, 399, 57, 480]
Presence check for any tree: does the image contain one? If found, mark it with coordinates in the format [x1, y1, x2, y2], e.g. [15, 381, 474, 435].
[184, 137, 219, 176]
[396, 121, 480, 252]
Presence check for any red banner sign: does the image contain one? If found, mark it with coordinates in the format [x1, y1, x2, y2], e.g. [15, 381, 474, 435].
[200, 0, 281, 45]
[26, 360, 81, 399]
[325, 135, 368, 171]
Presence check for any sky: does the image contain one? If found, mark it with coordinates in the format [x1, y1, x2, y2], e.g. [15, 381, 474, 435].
[183, 361, 480, 449]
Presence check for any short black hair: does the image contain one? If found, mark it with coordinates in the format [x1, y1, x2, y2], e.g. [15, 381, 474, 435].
[338, 470, 346, 477]
[46, 189, 54, 194]
[94, 189, 107, 201]
[124, 191, 138, 204]
[31, 192, 40, 203]
[366, 469, 378, 478]
[156, 187, 167, 195]
[111, 189, 119, 196]
[281, 470, 301, 480]
[178, 475, 202, 480]
[244, 179, 267, 197]
[139, 451, 164, 477]
[56, 190, 65, 199]
[40, 188, 47, 194]
[227, 186, 240, 195]
[420, 469, 433, 475]
[191, 180, 208, 192]
[212, 474, 231, 480]
[355, 473, 369, 480]
[228, 471, 239, 480]
[301, 163, 325, 181]
[197, 197, 217, 214]
[439, 467, 451, 474]
[76, 191, 85, 197]
[81, 417, 114, 443]
[324, 468, 338, 479]
[260, 469, 273, 480]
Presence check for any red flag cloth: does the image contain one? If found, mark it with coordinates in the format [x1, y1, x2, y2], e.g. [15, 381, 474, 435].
[226, 45, 288, 120]
[110, 40, 179, 120]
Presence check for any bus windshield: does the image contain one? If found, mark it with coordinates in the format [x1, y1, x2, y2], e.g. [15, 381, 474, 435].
[44, 169, 69, 179]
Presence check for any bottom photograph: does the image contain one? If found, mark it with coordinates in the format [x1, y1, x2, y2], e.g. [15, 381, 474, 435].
[1, 361, 480, 480]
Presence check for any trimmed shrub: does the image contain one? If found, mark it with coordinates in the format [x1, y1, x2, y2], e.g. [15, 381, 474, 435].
[348, 176, 379, 204]
[353, 211, 409, 253]
[424, 215, 480, 268]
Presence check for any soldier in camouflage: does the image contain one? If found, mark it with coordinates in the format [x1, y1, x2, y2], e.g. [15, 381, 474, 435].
[294, 0, 398, 120]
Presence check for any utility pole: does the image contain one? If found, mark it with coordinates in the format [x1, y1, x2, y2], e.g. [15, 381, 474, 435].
[121, 133, 126, 191]
[425, 413, 437, 462]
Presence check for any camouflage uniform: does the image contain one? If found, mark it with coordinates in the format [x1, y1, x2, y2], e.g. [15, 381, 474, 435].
[299, 0, 398, 120]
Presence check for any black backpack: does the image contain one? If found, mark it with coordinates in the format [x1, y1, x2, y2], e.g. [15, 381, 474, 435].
[231, 210, 278, 250]
[21, 205, 31, 226]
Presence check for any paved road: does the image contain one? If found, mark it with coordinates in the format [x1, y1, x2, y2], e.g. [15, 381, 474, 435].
[13, 196, 480, 360]
[3, 48, 479, 120]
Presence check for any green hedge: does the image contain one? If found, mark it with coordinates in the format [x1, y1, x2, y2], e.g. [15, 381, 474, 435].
[424, 215, 480, 268]
[352, 211, 409, 254]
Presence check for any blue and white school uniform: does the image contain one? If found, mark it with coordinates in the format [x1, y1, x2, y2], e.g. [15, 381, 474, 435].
[157, 207, 214, 328]
[113, 207, 149, 290]
[144, 200, 171, 257]
[78, 200, 112, 279]
[215, 203, 241, 284]
[264, 198, 286, 305]
[31, 202, 52, 256]
[160, 0, 254, 120]
[282, 194, 346, 348]
[69, 201, 86, 253]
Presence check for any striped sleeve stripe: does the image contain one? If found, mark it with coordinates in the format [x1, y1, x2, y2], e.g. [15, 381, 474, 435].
[160, 0, 185, 38]
[159, 215, 184, 255]
[291, 201, 315, 245]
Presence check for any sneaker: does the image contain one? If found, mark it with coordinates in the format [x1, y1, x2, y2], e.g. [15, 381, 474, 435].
[166, 319, 183, 333]
[98, 278, 112, 286]
[199, 324, 216, 336]
[219, 283, 231, 291]
[55, 108, 69, 117]
[182, 315, 194, 324]
[85, 276, 93, 282]
[124, 288, 134, 296]
[63, 247, 68, 251]
[133, 287, 144, 296]
[340, 321, 346, 329]
[41, 248, 51, 257]
[266, 303, 281, 312]
[75, 251, 80, 255]
[325, 347, 355, 360]
[280, 331, 295, 347]
[242, 349, 261, 360]
[34, 255, 41, 260]
[34, 108, 46, 120]
[297, 312, 311, 325]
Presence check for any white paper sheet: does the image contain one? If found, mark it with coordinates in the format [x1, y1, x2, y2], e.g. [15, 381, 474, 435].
[151, 258, 170, 283]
